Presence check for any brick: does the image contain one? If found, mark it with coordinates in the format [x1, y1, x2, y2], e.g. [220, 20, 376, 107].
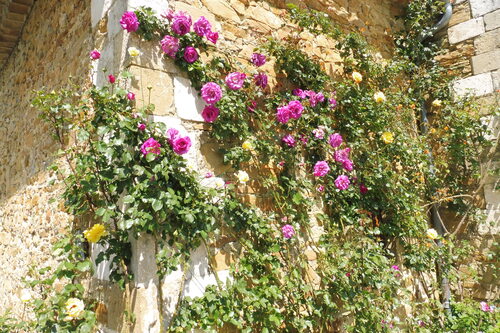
[474, 27, 500, 54]
[470, 0, 500, 17]
[453, 72, 494, 96]
[484, 8, 500, 30]
[472, 49, 500, 74]
[448, 17, 485, 44]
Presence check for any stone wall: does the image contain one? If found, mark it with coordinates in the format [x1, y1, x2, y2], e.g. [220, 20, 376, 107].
[0, 0, 91, 315]
[440, 0, 499, 301]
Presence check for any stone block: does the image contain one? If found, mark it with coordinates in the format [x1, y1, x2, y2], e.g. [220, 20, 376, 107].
[481, 115, 500, 141]
[449, 1, 472, 27]
[201, 0, 241, 22]
[484, 182, 500, 203]
[175, 2, 217, 24]
[484, 8, 500, 30]
[91, 0, 113, 28]
[492, 70, 500, 89]
[470, 0, 500, 17]
[128, 0, 169, 14]
[448, 17, 485, 44]
[126, 36, 180, 74]
[474, 28, 500, 54]
[130, 66, 175, 116]
[472, 49, 500, 74]
[174, 76, 205, 122]
[453, 72, 494, 96]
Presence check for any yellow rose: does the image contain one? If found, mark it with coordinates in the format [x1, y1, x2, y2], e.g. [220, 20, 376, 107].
[236, 170, 249, 184]
[373, 91, 386, 103]
[352, 71, 362, 83]
[214, 178, 225, 189]
[432, 99, 442, 107]
[381, 132, 394, 144]
[64, 298, 85, 320]
[242, 140, 254, 151]
[83, 224, 106, 243]
[127, 47, 141, 57]
[426, 228, 439, 240]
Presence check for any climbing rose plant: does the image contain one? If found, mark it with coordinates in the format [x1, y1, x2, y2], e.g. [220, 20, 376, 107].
[4, 2, 497, 333]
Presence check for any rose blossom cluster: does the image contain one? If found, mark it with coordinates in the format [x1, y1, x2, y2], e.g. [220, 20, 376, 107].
[276, 100, 304, 123]
[281, 224, 295, 239]
[141, 138, 161, 156]
[292, 89, 325, 107]
[167, 128, 192, 155]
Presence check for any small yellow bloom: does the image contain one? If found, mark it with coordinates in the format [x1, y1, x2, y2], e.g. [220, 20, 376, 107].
[214, 178, 225, 189]
[352, 71, 363, 83]
[373, 91, 386, 103]
[426, 228, 439, 240]
[381, 132, 394, 144]
[236, 170, 249, 184]
[19, 289, 31, 303]
[127, 47, 141, 57]
[83, 224, 106, 243]
[64, 298, 85, 320]
[430, 128, 436, 134]
[242, 140, 254, 151]
[432, 99, 442, 107]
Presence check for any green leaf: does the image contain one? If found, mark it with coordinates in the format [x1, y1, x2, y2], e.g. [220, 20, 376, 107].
[152, 199, 163, 212]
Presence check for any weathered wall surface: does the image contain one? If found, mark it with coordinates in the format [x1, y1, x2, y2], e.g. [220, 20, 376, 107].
[0, 0, 91, 315]
[439, 0, 499, 301]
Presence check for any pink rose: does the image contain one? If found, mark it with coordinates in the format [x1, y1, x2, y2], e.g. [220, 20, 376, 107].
[201, 105, 220, 123]
[137, 123, 146, 131]
[342, 159, 354, 171]
[313, 128, 325, 139]
[183, 46, 199, 63]
[225, 72, 246, 90]
[108, 74, 116, 84]
[161, 35, 179, 58]
[288, 100, 304, 119]
[359, 184, 368, 194]
[206, 31, 219, 44]
[167, 128, 180, 144]
[251, 53, 266, 67]
[276, 105, 291, 124]
[171, 12, 192, 35]
[334, 148, 351, 163]
[172, 136, 192, 155]
[281, 224, 295, 239]
[127, 92, 135, 100]
[329, 133, 343, 148]
[334, 175, 350, 190]
[293, 89, 306, 99]
[89, 50, 100, 60]
[282, 134, 296, 147]
[193, 16, 211, 37]
[254, 73, 268, 89]
[201, 82, 222, 104]
[313, 161, 330, 177]
[140, 138, 161, 156]
[120, 11, 139, 33]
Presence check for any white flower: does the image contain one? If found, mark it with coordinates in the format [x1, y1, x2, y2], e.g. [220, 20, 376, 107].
[426, 228, 439, 240]
[19, 289, 31, 303]
[236, 170, 249, 183]
[64, 298, 85, 320]
[373, 91, 386, 103]
[432, 99, 442, 107]
[214, 178, 225, 189]
[128, 47, 141, 57]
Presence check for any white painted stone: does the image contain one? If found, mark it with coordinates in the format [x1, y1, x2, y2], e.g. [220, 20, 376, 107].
[174, 77, 205, 122]
[453, 72, 494, 96]
[481, 115, 500, 141]
[161, 261, 184, 326]
[128, 0, 169, 15]
[448, 17, 485, 44]
[470, 0, 500, 17]
[91, 0, 114, 28]
[91, 242, 113, 281]
[107, 0, 128, 39]
[130, 234, 161, 333]
[484, 9, 500, 30]
[150, 115, 182, 128]
[182, 245, 218, 298]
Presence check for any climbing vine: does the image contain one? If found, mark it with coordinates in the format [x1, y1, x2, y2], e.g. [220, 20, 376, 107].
[2, 1, 498, 333]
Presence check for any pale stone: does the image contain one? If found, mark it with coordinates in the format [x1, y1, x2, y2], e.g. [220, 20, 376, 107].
[174, 76, 205, 122]
[182, 245, 218, 298]
[91, 243, 113, 281]
[201, 0, 241, 22]
[128, 0, 169, 14]
[91, 0, 113, 28]
[448, 17, 485, 44]
[130, 234, 161, 333]
[481, 115, 500, 141]
[472, 49, 500, 74]
[130, 66, 175, 116]
[453, 72, 494, 96]
[492, 70, 500, 89]
[175, 2, 217, 24]
[474, 28, 500, 54]
[484, 183, 500, 204]
[246, 5, 283, 29]
[484, 9, 500, 30]
[470, 0, 500, 17]
[107, 0, 127, 38]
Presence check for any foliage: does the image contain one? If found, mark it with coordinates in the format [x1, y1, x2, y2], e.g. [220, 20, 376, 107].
[10, 1, 494, 333]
